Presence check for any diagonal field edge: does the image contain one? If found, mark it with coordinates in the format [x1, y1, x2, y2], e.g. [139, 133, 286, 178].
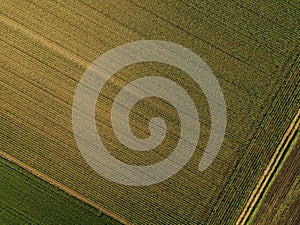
[0, 1, 298, 221]
[0, 152, 128, 225]
[236, 109, 300, 225]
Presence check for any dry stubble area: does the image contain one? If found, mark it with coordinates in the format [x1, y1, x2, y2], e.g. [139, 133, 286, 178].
[1, 0, 299, 224]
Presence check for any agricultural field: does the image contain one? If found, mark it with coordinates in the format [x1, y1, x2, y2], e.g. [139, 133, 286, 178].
[1, 0, 299, 224]
[250, 131, 300, 225]
[0, 156, 120, 225]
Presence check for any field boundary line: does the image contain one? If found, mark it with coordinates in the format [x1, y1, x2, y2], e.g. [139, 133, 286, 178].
[249, 129, 300, 225]
[0, 151, 129, 225]
[236, 109, 300, 225]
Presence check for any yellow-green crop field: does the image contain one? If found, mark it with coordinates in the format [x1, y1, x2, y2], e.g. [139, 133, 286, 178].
[1, 0, 299, 224]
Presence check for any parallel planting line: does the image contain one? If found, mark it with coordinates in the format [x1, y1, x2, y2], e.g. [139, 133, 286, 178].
[1, 14, 89, 68]
[236, 109, 300, 225]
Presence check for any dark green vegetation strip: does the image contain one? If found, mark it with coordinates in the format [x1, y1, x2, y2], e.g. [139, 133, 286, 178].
[0, 157, 121, 225]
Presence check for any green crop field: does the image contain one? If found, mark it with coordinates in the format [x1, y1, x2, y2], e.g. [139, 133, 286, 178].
[0, 157, 121, 225]
[1, 0, 299, 224]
